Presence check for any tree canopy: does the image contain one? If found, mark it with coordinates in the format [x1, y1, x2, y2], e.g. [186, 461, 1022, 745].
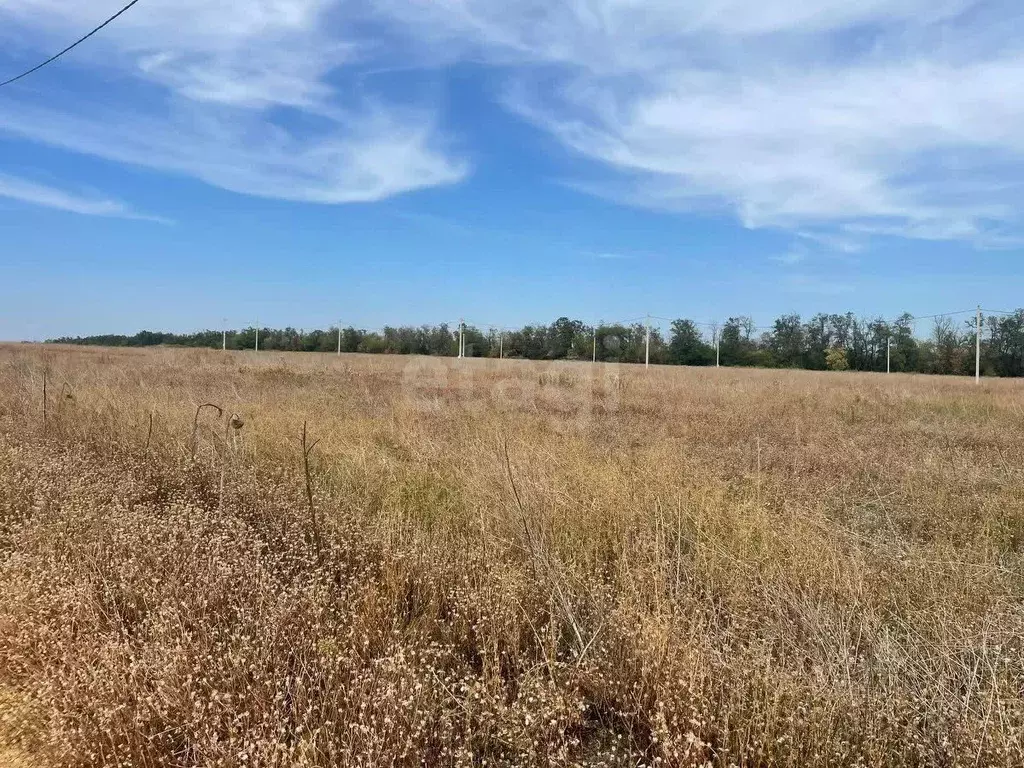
[47, 309, 1024, 377]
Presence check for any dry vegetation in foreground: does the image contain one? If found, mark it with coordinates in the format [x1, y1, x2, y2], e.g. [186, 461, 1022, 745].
[1, 344, 1024, 767]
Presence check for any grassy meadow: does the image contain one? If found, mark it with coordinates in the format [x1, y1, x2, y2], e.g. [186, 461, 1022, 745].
[1, 344, 1024, 767]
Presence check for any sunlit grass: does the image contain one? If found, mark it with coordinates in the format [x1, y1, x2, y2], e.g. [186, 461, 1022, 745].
[1, 344, 1023, 766]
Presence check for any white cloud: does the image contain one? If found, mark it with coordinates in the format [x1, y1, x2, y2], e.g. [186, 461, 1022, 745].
[0, 0, 467, 204]
[771, 249, 806, 266]
[504, 54, 1024, 245]
[796, 231, 864, 255]
[0, 98, 466, 205]
[0, 173, 166, 221]
[376, 0, 1024, 245]
[375, 0, 973, 71]
[2, 0, 1024, 243]
[581, 250, 633, 260]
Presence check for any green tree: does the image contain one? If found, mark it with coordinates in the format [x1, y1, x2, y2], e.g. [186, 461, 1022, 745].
[547, 317, 586, 359]
[768, 314, 804, 368]
[825, 347, 849, 371]
[802, 314, 831, 370]
[719, 317, 757, 366]
[987, 311, 1024, 376]
[668, 319, 714, 365]
[890, 314, 918, 372]
[930, 316, 968, 375]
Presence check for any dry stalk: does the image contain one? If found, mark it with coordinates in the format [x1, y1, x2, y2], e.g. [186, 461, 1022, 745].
[56, 383, 73, 421]
[190, 402, 223, 458]
[218, 414, 244, 507]
[3, 345, 1023, 767]
[503, 439, 587, 658]
[302, 420, 323, 564]
[41, 366, 48, 436]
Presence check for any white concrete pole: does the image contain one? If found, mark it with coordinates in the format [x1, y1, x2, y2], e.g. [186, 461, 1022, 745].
[645, 315, 651, 368]
[976, 305, 982, 383]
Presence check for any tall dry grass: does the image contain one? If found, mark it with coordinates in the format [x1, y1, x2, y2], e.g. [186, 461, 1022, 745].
[1, 344, 1024, 766]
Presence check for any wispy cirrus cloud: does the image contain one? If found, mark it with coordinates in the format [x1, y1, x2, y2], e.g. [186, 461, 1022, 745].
[0, 98, 466, 205]
[0, 0, 468, 206]
[584, 250, 634, 260]
[796, 231, 865, 255]
[771, 249, 807, 267]
[375, 0, 1024, 247]
[3, 0, 1024, 247]
[0, 173, 168, 222]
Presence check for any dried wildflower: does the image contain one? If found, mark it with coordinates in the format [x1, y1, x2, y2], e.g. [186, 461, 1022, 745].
[0, 345, 1022, 768]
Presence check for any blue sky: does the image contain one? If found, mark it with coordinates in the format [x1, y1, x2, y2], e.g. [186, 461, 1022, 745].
[1, 0, 1023, 341]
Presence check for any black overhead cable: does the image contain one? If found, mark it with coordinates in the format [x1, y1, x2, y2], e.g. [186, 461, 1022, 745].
[0, 0, 143, 89]
[907, 310, 975, 321]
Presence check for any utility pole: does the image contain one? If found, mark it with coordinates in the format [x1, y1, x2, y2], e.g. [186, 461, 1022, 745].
[458, 318, 464, 359]
[887, 336, 891, 374]
[255, 318, 259, 353]
[592, 322, 598, 364]
[716, 333, 720, 368]
[976, 305, 982, 383]
[645, 314, 651, 369]
[337, 321, 342, 356]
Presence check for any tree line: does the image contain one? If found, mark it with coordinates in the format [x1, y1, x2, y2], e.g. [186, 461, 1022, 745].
[46, 309, 1024, 376]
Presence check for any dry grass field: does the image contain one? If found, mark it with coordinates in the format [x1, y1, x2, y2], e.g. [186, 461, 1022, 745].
[1, 343, 1024, 767]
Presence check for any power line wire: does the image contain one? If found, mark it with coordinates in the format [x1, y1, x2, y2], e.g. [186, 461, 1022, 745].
[907, 309, 975, 321]
[604, 316, 647, 327]
[0, 0, 143, 89]
[278, 307, 1021, 338]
